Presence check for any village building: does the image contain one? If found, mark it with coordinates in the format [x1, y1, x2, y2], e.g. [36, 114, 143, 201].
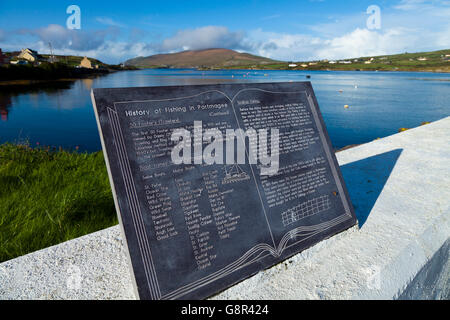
[288, 63, 297, 68]
[47, 55, 58, 63]
[417, 57, 428, 61]
[10, 60, 28, 65]
[0, 49, 9, 65]
[300, 64, 308, 68]
[18, 48, 39, 62]
[80, 56, 93, 69]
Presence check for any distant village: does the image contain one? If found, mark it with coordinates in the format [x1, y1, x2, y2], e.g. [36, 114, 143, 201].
[0, 48, 105, 69]
[287, 54, 450, 69]
[0, 48, 121, 122]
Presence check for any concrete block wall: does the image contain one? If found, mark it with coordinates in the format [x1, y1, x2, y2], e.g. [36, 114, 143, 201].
[1, 117, 449, 300]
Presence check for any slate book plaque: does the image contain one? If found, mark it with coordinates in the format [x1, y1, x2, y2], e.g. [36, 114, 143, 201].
[91, 82, 357, 300]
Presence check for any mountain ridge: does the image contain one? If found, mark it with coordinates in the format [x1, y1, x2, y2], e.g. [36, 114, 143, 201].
[125, 48, 450, 73]
[125, 48, 280, 69]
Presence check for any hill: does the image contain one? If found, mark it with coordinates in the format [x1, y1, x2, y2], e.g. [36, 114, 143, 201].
[38, 54, 136, 71]
[4, 51, 137, 71]
[1, 52, 138, 82]
[40, 54, 110, 68]
[253, 49, 450, 73]
[125, 48, 279, 69]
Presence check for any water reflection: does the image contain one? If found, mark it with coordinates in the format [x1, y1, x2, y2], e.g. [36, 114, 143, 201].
[81, 78, 94, 91]
[0, 69, 448, 152]
[0, 93, 11, 121]
[0, 81, 76, 122]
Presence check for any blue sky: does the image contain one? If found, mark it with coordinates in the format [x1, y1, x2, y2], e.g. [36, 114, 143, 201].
[0, 0, 449, 63]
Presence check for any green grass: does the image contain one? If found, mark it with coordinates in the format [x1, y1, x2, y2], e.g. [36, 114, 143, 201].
[0, 143, 118, 263]
[39, 54, 110, 68]
[222, 49, 450, 72]
[0, 62, 110, 81]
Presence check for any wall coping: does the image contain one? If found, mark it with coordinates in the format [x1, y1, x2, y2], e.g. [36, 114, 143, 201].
[1, 117, 449, 299]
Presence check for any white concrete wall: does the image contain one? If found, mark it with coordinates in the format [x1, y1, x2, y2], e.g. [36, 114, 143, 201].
[398, 239, 449, 299]
[1, 117, 449, 300]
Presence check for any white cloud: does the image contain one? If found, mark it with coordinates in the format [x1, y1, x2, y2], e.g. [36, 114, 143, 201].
[316, 28, 415, 59]
[33, 40, 155, 63]
[0, 24, 153, 63]
[160, 26, 247, 52]
[393, 0, 444, 10]
[261, 14, 281, 21]
[436, 24, 450, 47]
[1, 0, 449, 64]
[246, 29, 324, 61]
[26, 24, 115, 51]
[96, 17, 126, 28]
[243, 0, 450, 61]
[246, 24, 449, 61]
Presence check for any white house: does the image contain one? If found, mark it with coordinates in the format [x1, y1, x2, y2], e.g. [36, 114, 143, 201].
[80, 56, 93, 69]
[18, 48, 39, 62]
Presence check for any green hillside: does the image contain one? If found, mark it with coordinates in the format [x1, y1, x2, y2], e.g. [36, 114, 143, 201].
[40, 54, 110, 68]
[254, 49, 450, 73]
[125, 48, 450, 72]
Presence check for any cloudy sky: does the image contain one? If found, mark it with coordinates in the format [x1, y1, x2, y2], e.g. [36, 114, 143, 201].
[0, 0, 449, 63]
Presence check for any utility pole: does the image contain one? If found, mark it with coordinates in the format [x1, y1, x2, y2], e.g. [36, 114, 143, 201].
[48, 42, 55, 63]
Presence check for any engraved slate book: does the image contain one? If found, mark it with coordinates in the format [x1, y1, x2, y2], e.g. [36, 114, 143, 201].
[91, 82, 357, 300]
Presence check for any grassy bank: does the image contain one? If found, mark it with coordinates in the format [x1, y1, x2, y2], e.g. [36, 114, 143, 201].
[0, 63, 110, 81]
[0, 143, 117, 263]
[224, 49, 450, 73]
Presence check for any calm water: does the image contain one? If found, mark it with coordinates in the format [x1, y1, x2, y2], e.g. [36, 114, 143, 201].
[0, 69, 449, 152]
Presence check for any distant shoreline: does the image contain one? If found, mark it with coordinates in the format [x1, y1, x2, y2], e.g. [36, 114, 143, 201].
[0, 65, 139, 84]
[134, 66, 450, 74]
[1, 68, 447, 88]
[125, 48, 450, 74]
[212, 65, 450, 73]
